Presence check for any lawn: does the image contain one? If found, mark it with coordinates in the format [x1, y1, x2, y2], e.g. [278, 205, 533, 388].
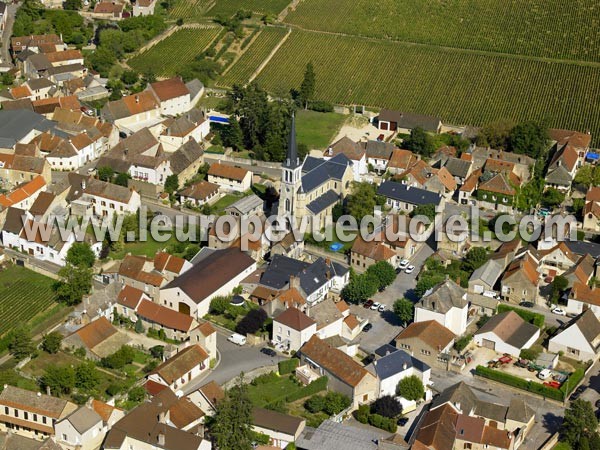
[109, 234, 180, 260]
[211, 192, 251, 214]
[23, 352, 83, 378]
[305, 225, 357, 253]
[295, 110, 347, 150]
[247, 375, 302, 407]
[0, 265, 58, 337]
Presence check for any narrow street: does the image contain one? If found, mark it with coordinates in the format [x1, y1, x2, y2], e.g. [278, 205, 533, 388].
[0, 2, 18, 66]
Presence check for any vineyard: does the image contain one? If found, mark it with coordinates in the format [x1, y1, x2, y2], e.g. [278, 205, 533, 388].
[254, 30, 600, 138]
[206, 0, 291, 17]
[0, 265, 57, 336]
[219, 27, 289, 87]
[285, 0, 600, 63]
[128, 27, 221, 78]
[167, 0, 214, 21]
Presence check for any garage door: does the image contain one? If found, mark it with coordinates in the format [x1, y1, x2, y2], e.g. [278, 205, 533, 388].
[179, 302, 191, 315]
[482, 339, 495, 350]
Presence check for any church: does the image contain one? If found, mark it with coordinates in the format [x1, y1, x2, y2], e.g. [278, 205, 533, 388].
[278, 114, 354, 230]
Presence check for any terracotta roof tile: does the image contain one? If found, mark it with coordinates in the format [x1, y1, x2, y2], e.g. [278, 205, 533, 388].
[343, 314, 360, 330]
[549, 128, 592, 149]
[178, 181, 219, 201]
[394, 320, 456, 350]
[208, 162, 249, 181]
[198, 381, 224, 406]
[274, 307, 315, 331]
[196, 321, 216, 337]
[70, 317, 117, 350]
[150, 345, 209, 384]
[150, 78, 189, 102]
[136, 299, 196, 332]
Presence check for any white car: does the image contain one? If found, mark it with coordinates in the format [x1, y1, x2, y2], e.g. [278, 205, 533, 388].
[551, 307, 566, 316]
[398, 259, 410, 269]
[371, 302, 381, 310]
[404, 265, 415, 274]
[378, 304, 386, 313]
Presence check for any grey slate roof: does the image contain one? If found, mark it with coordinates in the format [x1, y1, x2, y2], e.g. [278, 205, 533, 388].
[301, 153, 352, 193]
[169, 139, 203, 174]
[378, 109, 442, 132]
[469, 259, 503, 288]
[444, 157, 472, 178]
[225, 194, 263, 215]
[296, 420, 380, 450]
[185, 79, 203, 100]
[306, 189, 339, 214]
[368, 348, 430, 380]
[565, 240, 600, 258]
[418, 279, 467, 313]
[260, 255, 349, 296]
[0, 110, 56, 146]
[362, 140, 395, 160]
[377, 181, 442, 206]
[506, 398, 535, 424]
[475, 311, 539, 349]
[546, 164, 572, 186]
[65, 406, 103, 434]
[374, 343, 398, 358]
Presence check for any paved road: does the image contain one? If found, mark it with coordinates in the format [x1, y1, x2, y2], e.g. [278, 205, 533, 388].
[579, 358, 600, 406]
[183, 330, 287, 394]
[0, 2, 17, 66]
[352, 241, 434, 354]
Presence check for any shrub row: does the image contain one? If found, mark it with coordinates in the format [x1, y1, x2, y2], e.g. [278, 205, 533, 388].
[497, 304, 545, 328]
[278, 358, 299, 375]
[475, 365, 562, 401]
[354, 405, 397, 432]
[561, 368, 585, 396]
[454, 334, 473, 352]
[285, 376, 327, 402]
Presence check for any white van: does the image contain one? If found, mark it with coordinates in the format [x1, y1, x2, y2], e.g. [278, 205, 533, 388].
[538, 369, 552, 380]
[228, 333, 246, 346]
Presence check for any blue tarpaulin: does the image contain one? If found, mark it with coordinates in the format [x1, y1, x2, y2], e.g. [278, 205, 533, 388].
[209, 116, 230, 124]
[586, 152, 599, 161]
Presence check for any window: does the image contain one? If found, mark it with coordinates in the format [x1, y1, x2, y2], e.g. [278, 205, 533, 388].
[42, 417, 47, 424]
[4, 407, 8, 415]
[421, 349, 431, 356]
[62, 434, 67, 441]
[567, 347, 580, 356]
[464, 444, 472, 450]
[24, 412, 28, 420]
[33, 414, 37, 422]
[287, 330, 290, 337]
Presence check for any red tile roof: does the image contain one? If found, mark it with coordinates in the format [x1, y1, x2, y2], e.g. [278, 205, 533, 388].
[71, 317, 118, 349]
[208, 162, 249, 181]
[150, 345, 209, 384]
[136, 299, 196, 332]
[395, 320, 456, 350]
[150, 78, 189, 102]
[274, 307, 315, 331]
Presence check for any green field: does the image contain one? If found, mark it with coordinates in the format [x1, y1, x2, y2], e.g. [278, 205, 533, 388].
[296, 110, 347, 150]
[206, 0, 291, 17]
[0, 265, 57, 336]
[254, 30, 600, 138]
[285, 0, 600, 63]
[128, 27, 221, 77]
[219, 26, 289, 87]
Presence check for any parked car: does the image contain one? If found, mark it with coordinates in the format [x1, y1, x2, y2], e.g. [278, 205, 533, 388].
[398, 259, 410, 269]
[519, 301, 534, 308]
[551, 307, 567, 316]
[404, 265, 415, 274]
[371, 302, 381, 310]
[260, 348, 276, 357]
[537, 369, 552, 380]
[362, 323, 373, 332]
[364, 300, 374, 309]
[514, 359, 529, 368]
[397, 417, 409, 427]
[378, 304, 386, 312]
[570, 385, 586, 401]
[544, 381, 561, 389]
[595, 399, 600, 409]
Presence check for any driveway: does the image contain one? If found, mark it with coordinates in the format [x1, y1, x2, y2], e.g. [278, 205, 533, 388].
[182, 329, 287, 394]
[352, 242, 434, 354]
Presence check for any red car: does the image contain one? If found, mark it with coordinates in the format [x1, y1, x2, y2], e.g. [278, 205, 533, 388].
[544, 381, 561, 389]
[499, 356, 512, 364]
[363, 299, 374, 309]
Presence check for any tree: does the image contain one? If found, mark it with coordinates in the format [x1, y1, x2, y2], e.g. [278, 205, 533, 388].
[410, 203, 436, 221]
[150, 345, 164, 360]
[462, 247, 489, 272]
[114, 172, 131, 187]
[210, 296, 230, 315]
[236, 309, 267, 335]
[519, 347, 541, 361]
[298, 62, 316, 109]
[509, 121, 549, 158]
[574, 165, 594, 187]
[342, 274, 378, 304]
[41, 332, 63, 354]
[98, 166, 114, 182]
[120, 70, 138, 86]
[64, 0, 82, 11]
[415, 273, 445, 298]
[128, 385, 146, 402]
[476, 120, 515, 150]
[347, 182, 380, 221]
[211, 374, 254, 450]
[305, 395, 325, 413]
[134, 319, 145, 333]
[8, 326, 35, 361]
[164, 174, 179, 195]
[542, 187, 566, 208]
[561, 400, 598, 448]
[393, 298, 414, 326]
[41, 365, 75, 395]
[403, 127, 435, 157]
[100, 346, 135, 370]
[488, 213, 515, 235]
[396, 375, 425, 401]
[366, 261, 396, 290]
[371, 395, 402, 418]
[551, 275, 569, 302]
[56, 264, 93, 306]
[66, 242, 96, 268]
[75, 362, 101, 391]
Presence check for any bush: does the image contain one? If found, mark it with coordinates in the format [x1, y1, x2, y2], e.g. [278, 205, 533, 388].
[519, 347, 541, 361]
[368, 413, 397, 433]
[278, 358, 299, 375]
[454, 334, 473, 352]
[475, 365, 563, 401]
[106, 383, 123, 396]
[308, 100, 334, 113]
[128, 386, 146, 402]
[286, 376, 328, 402]
[150, 345, 164, 360]
[354, 404, 370, 423]
[497, 304, 544, 328]
[305, 395, 325, 413]
[100, 346, 135, 370]
[396, 375, 425, 401]
[371, 395, 402, 418]
[210, 296, 230, 315]
[562, 369, 585, 396]
[236, 309, 267, 335]
[251, 371, 279, 386]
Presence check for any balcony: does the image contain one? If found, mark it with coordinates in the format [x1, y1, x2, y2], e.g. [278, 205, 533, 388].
[296, 364, 320, 385]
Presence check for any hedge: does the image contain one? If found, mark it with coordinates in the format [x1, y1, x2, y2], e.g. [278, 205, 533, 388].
[497, 304, 545, 328]
[561, 368, 585, 396]
[354, 405, 397, 433]
[279, 358, 299, 375]
[475, 365, 563, 401]
[285, 376, 327, 402]
[454, 334, 473, 352]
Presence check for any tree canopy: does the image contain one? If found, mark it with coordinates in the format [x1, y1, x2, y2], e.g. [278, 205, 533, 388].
[342, 273, 378, 304]
[366, 261, 397, 290]
[41, 332, 63, 354]
[299, 62, 316, 109]
[210, 375, 254, 450]
[410, 203, 436, 222]
[509, 120, 549, 158]
[371, 395, 402, 418]
[461, 247, 489, 272]
[347, 182, 383, 222]
[403, 127, 436, 157]
[561, 399, 599, 450]
[393, 298, 414, 326]
[396, 375, 425, 401]
[66, 243, 96, 268]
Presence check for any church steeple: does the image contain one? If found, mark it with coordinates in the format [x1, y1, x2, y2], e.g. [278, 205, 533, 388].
[284, 112, 301, 169]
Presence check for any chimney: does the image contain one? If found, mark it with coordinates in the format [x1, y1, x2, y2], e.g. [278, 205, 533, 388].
[402, 362, 407, 370]
[135, 95, 139, 104]
[46, 386, 51, 395]
[157, 431, 165, 446]
[289, 275, 300, 290]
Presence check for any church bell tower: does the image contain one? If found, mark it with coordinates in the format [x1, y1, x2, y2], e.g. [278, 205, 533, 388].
[278, 113, 302, 223]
